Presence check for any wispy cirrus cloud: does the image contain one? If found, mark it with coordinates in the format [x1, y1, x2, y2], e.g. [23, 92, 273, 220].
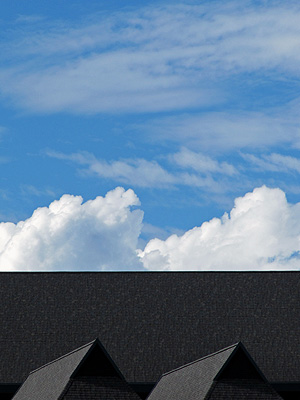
[171, 147, 237, 175]
[20, 184, 56, 198]
[2, 2, 300, 113]
[47, 149, 236, 191]
[242, 153, 300, 174]
[137, 106, 300, 152]
[46, 146, 300, 211]
[48, 150, 177, 188]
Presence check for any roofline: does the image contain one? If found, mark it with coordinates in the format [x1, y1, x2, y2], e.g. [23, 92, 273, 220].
[29, 339, 96, 375]
[161, 343, 239, 377]
[0, 271, 299, 274]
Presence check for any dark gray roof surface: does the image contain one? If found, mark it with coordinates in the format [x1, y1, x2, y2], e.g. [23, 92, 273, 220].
[12, 340, 94, 400]
[0, 272, 299, 384]
[147, 344, 237, 400]
[12, 339, 140, 400]
[207, 380, 284, 400]
[147, 343, 284, 400]
[62, 376, 141, 400]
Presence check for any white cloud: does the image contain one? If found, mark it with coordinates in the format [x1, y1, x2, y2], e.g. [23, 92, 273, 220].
[139, 109, 300, 151]
[2, 3, 300, 113]
[20, 184, 56, 197]
[47, 150, 228, 191]
[138, 186, 300, 270]
[0, 187, 144, 270]
[1, 185, 300, 271]
[172, 147, 237, 175]
[243, 152, 300, 174]
[48, 150, 177, 187]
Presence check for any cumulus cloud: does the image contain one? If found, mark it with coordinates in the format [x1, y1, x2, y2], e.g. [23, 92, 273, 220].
[0, 187, 143, 270]
[138, 186, 300, 270]
[1, 185, 300, 271]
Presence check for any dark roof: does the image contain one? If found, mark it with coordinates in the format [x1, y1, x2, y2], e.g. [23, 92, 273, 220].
[147, 343, 283, 400]
[12, 340, 94, 400]
[12, 339, 140, 400]
[207, 380, 284, 400]
[62, 376, 141, 400]
[147, 343, 237, 400]
[0, 272, 299, 384]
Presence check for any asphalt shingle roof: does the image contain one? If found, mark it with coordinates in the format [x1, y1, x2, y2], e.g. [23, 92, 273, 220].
[0, 272, 299, 384]
[147, 344, 237, 400]
[12, 339, 140, 400]
[147, 343, 283, 400]
[207, 380, 284, 400]
[12, 341, 94, 400]
[61, 376, 141, 400]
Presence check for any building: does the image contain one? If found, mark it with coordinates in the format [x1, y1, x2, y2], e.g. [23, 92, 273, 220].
[0, 272, 298, 399]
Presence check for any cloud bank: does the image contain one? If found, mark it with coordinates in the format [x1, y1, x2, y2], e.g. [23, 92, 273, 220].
[0, 186, 299, 270]
[139, 186, 300, 270]
[0, 187, 143, 270]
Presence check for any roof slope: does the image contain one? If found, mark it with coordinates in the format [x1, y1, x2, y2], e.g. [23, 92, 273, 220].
[0, 272, 299, 383]
[207, 380, 284, 400]
[12, 340, 94, 400]
[12, 339, 140, 400]
[62, 376, 141, 400]
[147, 343, 283, 400]
[147, 344, 237, 400]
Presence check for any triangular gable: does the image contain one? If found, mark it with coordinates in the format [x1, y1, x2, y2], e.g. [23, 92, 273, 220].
[12, 338, 127, 400]
[147, 342, 279, 400]
[71, 338, 125, 379]
[147, 344, 238, 400]
[215, 342, 267, 382]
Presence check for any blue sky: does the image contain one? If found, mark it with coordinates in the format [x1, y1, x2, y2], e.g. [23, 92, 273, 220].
[1, 1, 300, 270]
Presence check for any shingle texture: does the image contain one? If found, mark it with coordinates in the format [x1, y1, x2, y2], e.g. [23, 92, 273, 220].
[207, 380, 284, 400]
[147, 343, 284, 400]
[12, 339, 139, 400]
[62, 376, 141, 400]
[12, 341, 93, 400]
[147, 345, 237, 400]
[0, 272, 299, 384]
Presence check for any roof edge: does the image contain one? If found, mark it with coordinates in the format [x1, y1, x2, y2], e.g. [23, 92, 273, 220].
[161, 343, 239, 378]
[29, 339, 96, 375]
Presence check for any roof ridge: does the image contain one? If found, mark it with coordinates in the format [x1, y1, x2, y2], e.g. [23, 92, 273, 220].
[161, 343, 239, 377]
[29, 339, 97, 375]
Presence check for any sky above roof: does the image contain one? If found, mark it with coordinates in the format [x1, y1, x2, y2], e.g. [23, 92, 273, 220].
[1, 0, 300, 270]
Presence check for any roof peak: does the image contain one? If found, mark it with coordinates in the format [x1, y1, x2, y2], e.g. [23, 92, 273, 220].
[29, 339, 98, 375]
[161, 342, 240, 377]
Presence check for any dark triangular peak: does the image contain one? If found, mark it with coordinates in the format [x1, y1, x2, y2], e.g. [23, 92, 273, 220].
[12, 338, 130, 400]
[147, 343, 283, 400]
[215, 342, 267, 382]
[71, 338, 124, 379]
